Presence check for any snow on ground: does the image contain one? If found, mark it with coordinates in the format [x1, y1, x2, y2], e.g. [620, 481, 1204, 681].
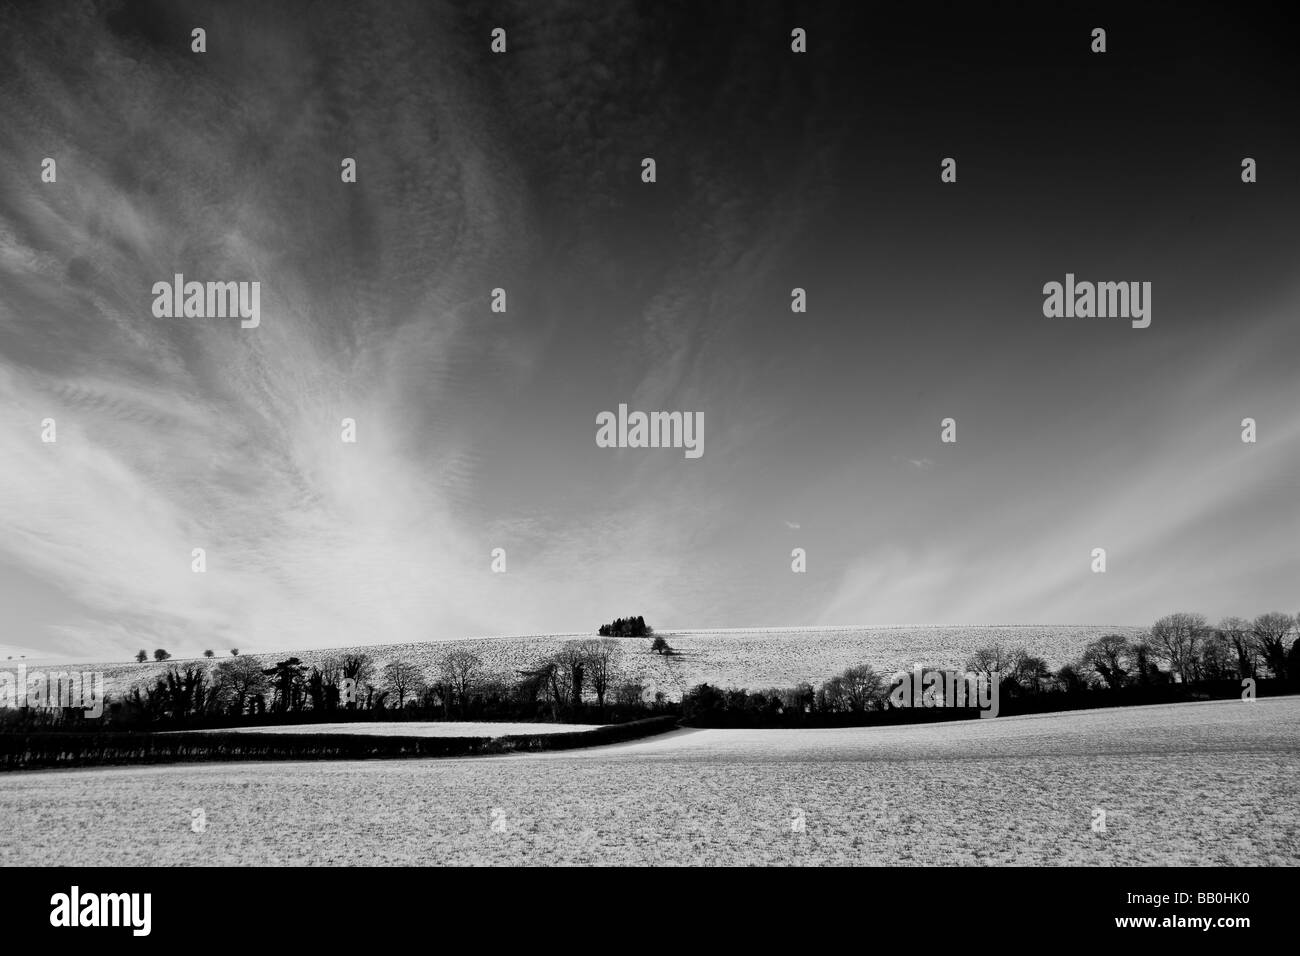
[2, 697, 1296, 865]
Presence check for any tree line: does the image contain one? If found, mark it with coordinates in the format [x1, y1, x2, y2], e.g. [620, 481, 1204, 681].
[5, 637, 673, 731]
[7, 611, 1296, 732]
[680, 611, 1300, 726]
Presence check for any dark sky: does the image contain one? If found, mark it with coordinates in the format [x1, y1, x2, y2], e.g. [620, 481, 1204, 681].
[1, 0, 1297, 658]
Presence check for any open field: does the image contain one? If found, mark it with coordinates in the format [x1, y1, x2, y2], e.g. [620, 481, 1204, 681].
[32, 625, 1148, 703]
[169, 722, 600, 737]
[2, 697, 1296, 865]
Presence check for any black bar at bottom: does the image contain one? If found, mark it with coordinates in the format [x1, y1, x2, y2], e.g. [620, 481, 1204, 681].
[0, 866, 1275, 943]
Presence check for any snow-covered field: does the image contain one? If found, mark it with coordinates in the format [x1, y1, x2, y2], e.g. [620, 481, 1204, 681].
[170, 722, 600, 737]
[56, 624, 1148, 703]
[3, 696, 1296, 865]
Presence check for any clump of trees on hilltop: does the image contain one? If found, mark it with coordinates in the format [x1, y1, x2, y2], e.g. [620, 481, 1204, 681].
[598, 615, 652, 638]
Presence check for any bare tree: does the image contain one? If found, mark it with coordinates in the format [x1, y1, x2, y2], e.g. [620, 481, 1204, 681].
[382, 660, 424, 709]
[212, 656, 268, 715]
[836, 664, 884, 712]
[819, 675, 847, 713]
[438, 650, 483, 717]
[1081, 634, 1131, 688]
[1251, 612, 1295, 679]
[1055, 662, 1092, 692]
[1129, 639, 1164, 685]
[1217, 617, 1256, 680]
[315, 655, 347, 709]
[781, 682, 815, 714]
[1008, 649, 1052, 693]
[580, 639, 622, 711]
[1149, 613, 1207, 683]
[340, 654, 374, 709]
[614, 681, 646, 708]
[1196, 629, 1236, 681]
[964, 644, 1017, 680]
[552, 642, 593, 712]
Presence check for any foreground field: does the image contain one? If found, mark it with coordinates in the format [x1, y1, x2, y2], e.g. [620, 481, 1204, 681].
[59, 624, 1148, 703]
[2, 697, 1296, 865]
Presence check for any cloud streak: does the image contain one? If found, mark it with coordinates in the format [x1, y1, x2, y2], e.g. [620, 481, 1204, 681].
[1, 2, 1297, 659]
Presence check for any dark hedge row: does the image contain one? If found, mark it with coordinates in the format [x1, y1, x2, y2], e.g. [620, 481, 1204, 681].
[0, 715, 681, 771]
[492, 715, 680, 752]
[678, 678, 1298, 727]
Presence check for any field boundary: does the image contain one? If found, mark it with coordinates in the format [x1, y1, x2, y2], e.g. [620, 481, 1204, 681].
[0, 716, 681, 772]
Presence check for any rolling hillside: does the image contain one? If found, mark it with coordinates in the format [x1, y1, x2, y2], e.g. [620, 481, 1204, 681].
[43, 625, 1149, 702]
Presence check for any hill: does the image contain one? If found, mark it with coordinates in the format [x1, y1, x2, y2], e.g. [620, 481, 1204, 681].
[45, 624, 1148, 702]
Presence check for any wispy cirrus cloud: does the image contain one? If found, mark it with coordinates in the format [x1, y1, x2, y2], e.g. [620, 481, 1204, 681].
[2, 1, 1297, 662]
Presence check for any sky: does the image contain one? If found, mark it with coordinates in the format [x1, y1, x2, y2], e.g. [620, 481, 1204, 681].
[1, 0, 1298, 660]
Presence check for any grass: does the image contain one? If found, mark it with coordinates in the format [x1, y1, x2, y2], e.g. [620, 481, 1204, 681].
[2, 696, 1294, 865]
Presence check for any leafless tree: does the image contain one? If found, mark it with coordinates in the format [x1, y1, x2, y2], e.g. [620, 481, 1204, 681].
[340, 654, 374, 709]
[1251, 612, 1295, 679]
[552, 642, 594, 711]
[819, 675, 847, 712]
[1196, 629, 1236, 680]
[1217, 617, 1256, 679]
[1149, 612, 1207, 682]
[614, 681, 646, 708]
[836, 664, 884, 711]
[964, 644, 1017, 680]
[579, 639, 621, 711]
[438, 650, 484, 716]
[1055, 662, 1092, 692]
[780, 682, 815, 714]
[1008, 649, 1052, 693]
[382, 660, 424, 709]
[1129, 639, 1164, 685]
[212, 655, 268, 714]
[1081, 634, 1132, 688]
